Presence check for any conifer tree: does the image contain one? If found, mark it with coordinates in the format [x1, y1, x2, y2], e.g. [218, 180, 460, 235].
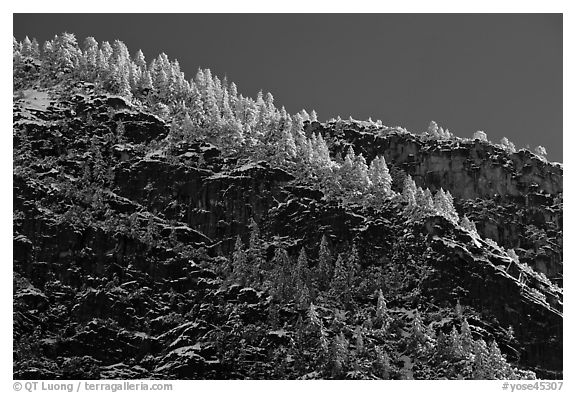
[402, 175, 418, 216]
[460, 215, 478, 235]
[134, 49, 147, 72]
[354, 325, 365, 355]
[368, 156, 393, 206]
[473, 130, 488, 142]
[460, 319, 474, 356]
[415, 186, 435, 218]
[310, 109, 318, 122]
[433, 188, 459, 224]
[330, 253, 349, 299]
[294, 247, 311, 291]
[487, 340, 514, 379]
[248, 218, 265, 274]
[471, 339, 490, 379]
[427, 120, 440, 138]
[81, 37, 99, 80]
[535, 145, 548, 160]
[317, 234, 333, 291]
[270, 247, 294, 301]
[500, 137, 517, 153]
[375, 289, 390, 330]
[307, 303, 329, 354]
[374, 347, 391, 379]
[232, 235, 252, 286]
[330, 332, 349, 378]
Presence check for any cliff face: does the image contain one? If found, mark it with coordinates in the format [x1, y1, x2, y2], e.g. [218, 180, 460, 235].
[13, 85, 562, 379]
[311, 121, 562, 199]
[311, 121, 563, 284]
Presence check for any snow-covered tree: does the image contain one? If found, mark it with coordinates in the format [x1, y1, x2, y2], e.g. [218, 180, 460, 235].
[402, 175, 418, 215]
[310, 109, 318, 122]
[368, 156, 393, 208]
[459, 215, 478, 235]
[535, 145, 548, 160]
[433, 188, 459, 224]
[473, 130, 488, 142]
[317, 234, 333, 291]
[500, 137, 516, 153]
[427, 120, 439, 138]
[232, 235, 253, 286]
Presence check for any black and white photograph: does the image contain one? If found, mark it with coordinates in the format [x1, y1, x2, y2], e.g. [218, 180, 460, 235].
[10, 7, 566, 386]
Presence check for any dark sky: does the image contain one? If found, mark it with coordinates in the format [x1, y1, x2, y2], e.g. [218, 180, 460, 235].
[13, 14, 563, 162]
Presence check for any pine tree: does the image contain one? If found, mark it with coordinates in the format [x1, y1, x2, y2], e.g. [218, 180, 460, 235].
[374, 347, 391, 379]
[338, 147, 371, 205]
[402, 175, 418, 216]
[248, 218, 265, 276]
[427, 120, 440, 138]
[472, 339, 490, 379]
[310, 109, 318, 122]
[354, 325, 365, 355]
[535, 145, 548, 160]
[487, 340, 514, 379]
[294, 248, 311, 290]
[460, 215, 478, 235]
[317, 234, 333, 291]
[460, 319, 474, 356]
[232, 235, 252, 286]
[270, 247, 294, 301]
[330, 253, 349, 299]
[134, 49, 147, 72]
[375, 289, 390, 330]
[368, 156, 392, 207]
[408, 310, 432, 356]
[415, 186, 435, 218]
[330, 332, 349, 378]
[500, 137, 517, 153]
[473, 130, 488, 142]
[433, 188, 459, 224]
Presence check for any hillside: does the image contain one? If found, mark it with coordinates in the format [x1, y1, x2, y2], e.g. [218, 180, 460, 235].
[13, 34, 562, 380]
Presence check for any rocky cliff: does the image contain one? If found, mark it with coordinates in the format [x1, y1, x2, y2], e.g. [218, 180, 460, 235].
[13, 84, 562, 379]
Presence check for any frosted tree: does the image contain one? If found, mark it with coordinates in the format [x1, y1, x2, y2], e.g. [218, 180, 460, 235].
[20, 36, 39, 58]
[402, 175, 418, 215]
[330, 254, 350, 300]
[317, 234, 333, 291]
[81, 37, 99, 80]
[232, 235, 252, 286]
[42, 33, 81, 79]
[181, 113, 196, 138]
[187, 81, 204, 125]
[433, 188, 459, 224]
[375, 289, 390, 330]
[310, 109, 318, 122]
[473, 130, 488, 142]
[407, 310, 433, 356]
[329, 332, 349, 378]
[291, 112, 307, 150]
[460, 319, 474, 356]
[294, 248, 311, 291]
[270, 247, 294, 301]
[471, 339, 491, 379]
[427, 120, 440, 138]
[368, 156, 393, 208]
[338, 147, 371, 205]
[487, 340, 515, 379]
[133, 49, 147, 72]
[248, 218, 265, 273]
[460, 215, 478, 235]
[500, 137, 517, 153]
[415, 187, 434, 218]
[535, 145, 548, 160]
